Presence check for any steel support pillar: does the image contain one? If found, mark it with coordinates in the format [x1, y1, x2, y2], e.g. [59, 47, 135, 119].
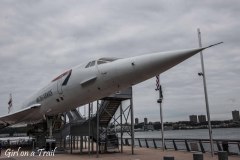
[96, 100, 99, 158]
[70, 136, 72, 154]
[120, 103, 123, 153]
[91, 137, 94, 153]
[88, 103, 91, 156]
[47, 117, 53, 138]
[130, 88, 134, 155]
[80, 136, 83, 154]
[85, 136, 86, 149]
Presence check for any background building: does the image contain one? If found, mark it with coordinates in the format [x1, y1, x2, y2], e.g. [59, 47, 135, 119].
[135, 118, 139, 125]
[198, 115, 206, 123]
[144, 117, 148, 125]
[232, 110, 240, 121]
[189, 115, 198, 123]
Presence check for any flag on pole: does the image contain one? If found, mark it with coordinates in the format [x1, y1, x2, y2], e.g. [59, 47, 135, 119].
[155, 75, 163, 99]
[155, 75, 160, 91]
[8, 93, 12, 113]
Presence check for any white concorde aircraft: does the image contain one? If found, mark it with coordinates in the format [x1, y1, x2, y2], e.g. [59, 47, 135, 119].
[0, 42, 222, 126]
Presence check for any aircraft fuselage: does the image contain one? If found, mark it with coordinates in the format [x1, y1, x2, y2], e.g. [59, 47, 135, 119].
[1, 43, 222, 124]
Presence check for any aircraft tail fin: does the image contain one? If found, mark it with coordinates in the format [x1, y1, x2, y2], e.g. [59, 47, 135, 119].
[8, 93, 13, 113]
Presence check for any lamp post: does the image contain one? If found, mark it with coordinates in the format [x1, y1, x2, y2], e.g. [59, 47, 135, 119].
[197, 28, 214, 157]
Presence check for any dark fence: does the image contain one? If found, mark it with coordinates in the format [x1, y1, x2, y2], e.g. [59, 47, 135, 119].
[122, 138, 240, 155]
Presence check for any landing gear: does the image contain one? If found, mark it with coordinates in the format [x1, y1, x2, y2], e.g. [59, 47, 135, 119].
[46, 116, 53, 138]
[46, 115, 64, 151]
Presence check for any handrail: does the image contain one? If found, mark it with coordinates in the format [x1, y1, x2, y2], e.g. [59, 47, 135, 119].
[121, 138, 240, 155]
[130, 138, 240, 142]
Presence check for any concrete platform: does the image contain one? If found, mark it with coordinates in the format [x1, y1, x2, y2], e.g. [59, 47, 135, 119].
[0, 147, 239, 160]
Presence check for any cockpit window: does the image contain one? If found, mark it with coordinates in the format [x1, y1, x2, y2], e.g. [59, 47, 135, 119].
[85, 58, 119, 68]
[97, 58, 119, 65]
[85, 61, 96, 68]
[90, 61, 95, 67]
[97, 60, 106, 65]
[85, 62, 91, 68]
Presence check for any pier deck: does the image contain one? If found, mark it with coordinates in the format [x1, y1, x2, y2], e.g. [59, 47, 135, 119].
[0, 146, 239, 160]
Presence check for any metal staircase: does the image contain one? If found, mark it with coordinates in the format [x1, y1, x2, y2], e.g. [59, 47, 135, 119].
[59, 100, 121, 138]
[54, 88, 132, 152]
[59, 88, 132, 136]
[67, 109, 85, 122]
[98, 100, 121, 127]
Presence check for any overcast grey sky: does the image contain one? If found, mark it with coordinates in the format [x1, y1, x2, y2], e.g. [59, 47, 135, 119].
[0, 0, 239, 122]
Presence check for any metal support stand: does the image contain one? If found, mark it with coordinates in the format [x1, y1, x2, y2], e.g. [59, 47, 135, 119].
[197, 28, 214, 157]
[70, 136, 72, 154]
[96, 100, 99, 158]
[73, 136, 75, 150]
[88, 103, 91, 156]
[91, 137, 94, 153]
[130, 88, 134, 155]
[80, 136, 83, 154]
[68, 135, 70, 150]
[47, 117, 53, 138]
[85, 136, 86, 149]
[77, 136, 78, 149]
[63, 113, 66, 150]
[120, 103, 123, 153]
[64, 136, 66, 149]
[32, 139, 35, 150]
[91, 102, 94, 154]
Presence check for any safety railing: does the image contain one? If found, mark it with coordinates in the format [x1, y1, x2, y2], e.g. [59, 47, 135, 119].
[122, 138, 240, 155]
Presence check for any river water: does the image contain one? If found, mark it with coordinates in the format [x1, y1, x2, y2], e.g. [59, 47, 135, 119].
[125, 128, 240, 139]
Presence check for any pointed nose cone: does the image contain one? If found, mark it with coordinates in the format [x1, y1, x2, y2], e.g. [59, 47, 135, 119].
[134, 48, 204, 76]
[97, 43, 221, 98]
[119, 47, 205, 85]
